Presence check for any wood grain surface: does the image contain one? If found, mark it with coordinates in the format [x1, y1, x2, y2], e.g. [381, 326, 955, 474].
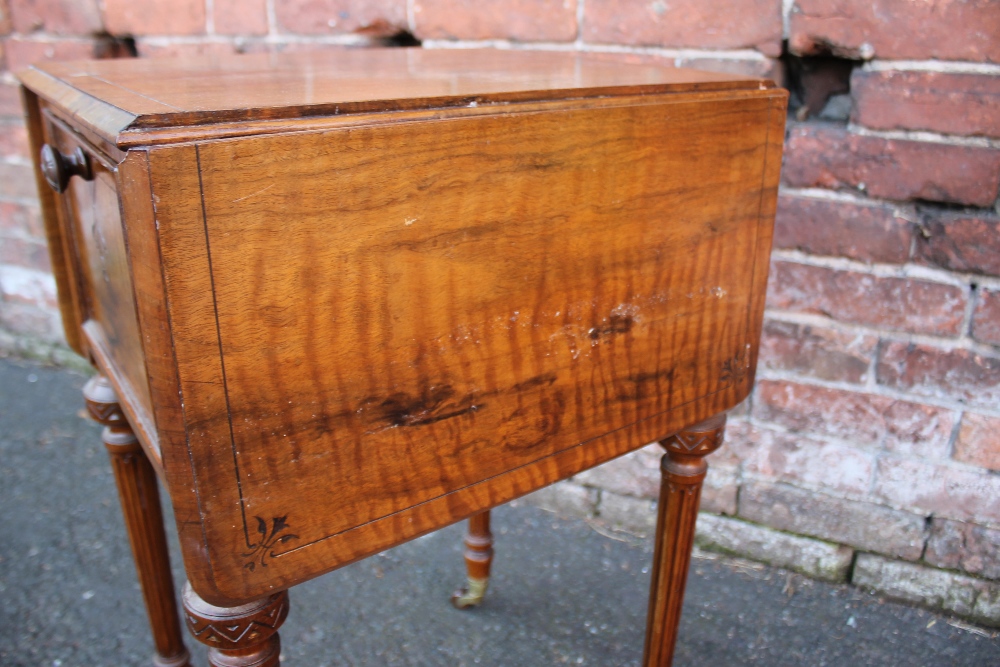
[39, 49, 767, 125]
[43, 117, 157, 440]
[22, 88, 84, 353]
[19, 49, 774, 148]
[153, 89, 783, 602]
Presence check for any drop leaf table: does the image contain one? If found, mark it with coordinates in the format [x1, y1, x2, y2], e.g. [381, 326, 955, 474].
[19, 48, 786, 666]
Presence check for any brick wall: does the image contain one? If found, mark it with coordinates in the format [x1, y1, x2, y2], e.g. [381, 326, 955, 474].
[1, 0, 998, 625]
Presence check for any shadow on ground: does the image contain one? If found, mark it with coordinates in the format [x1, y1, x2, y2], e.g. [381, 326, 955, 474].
[1, 357, 997, 666]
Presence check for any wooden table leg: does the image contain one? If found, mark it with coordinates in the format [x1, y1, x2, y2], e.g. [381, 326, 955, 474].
[83, 375, 192, 667]
[643, 413, 727, 667]
[451, 510, 494, 609]
[183, 584, 289, 667]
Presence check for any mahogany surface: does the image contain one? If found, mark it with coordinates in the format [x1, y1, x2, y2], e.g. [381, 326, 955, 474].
[26, 49, 766, 144]
[20, 48, 785, 665]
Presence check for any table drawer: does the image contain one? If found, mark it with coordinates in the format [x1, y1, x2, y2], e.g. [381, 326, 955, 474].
[41, 114, 155, 446]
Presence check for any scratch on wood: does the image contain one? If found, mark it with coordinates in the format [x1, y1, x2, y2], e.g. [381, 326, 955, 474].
[232, 183, 275, 203]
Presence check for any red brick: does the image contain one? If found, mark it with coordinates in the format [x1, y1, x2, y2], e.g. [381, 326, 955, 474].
[775, 194, 912, 264]
[0, 162, 37, 200]
[575, 439, 742, 506]
[915, 213, 1000, 278]
[213, 0, 268, 36]
[584, 0, 783, 57]
[0, 1, 12, 35]
[0, 236, 50, 271]
[727, 397, 750, 420]
[701, 465, 738, 516]
[880, 401, 961, 460]
[0, 121, 29, 162]
[726, 421, 875, 496]
[574, 443, 739, 514]
[874, 455, 1000, 524]
[9, 0, 101, 35]
[754, 380, 957, 459]
[716, 420, 751, 469]
[0, 82, 22, 117]
[0, 263, 56, 308]
[4, 36, 94, 71]
[783, 123, 1000, 207]
[0, 301, 60, 340]
[926, 518, 1000, 580]
[275, 0, 406, 35]
[877, 341, 1000, 410]
[760, 319, 876, 384]
[0, 201, 43, 238]
[739, 480, 926, 560]
[103, 0, 205, 36]
[135, 40, 236, 60]
[852, 70, 1000, 139]
[574, 444, 661, 499]
[972, 289, 1000, 346]
[767, 261, 967, 336]
[414, 0, 577, 42]
[790, 0, 1000, 63]
[954, 412, 1000, 472]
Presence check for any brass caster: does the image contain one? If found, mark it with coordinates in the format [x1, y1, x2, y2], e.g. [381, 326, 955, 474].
[450, 577, 489, 609]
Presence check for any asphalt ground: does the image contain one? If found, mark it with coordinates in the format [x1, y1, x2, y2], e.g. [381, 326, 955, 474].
[1, 356, 998, 666]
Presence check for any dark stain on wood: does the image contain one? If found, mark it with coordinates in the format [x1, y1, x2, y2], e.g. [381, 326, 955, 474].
[512, 372, 558, 392]
[358, 385, 484, 433]
[500, 391, 566, 452]
[588, 313, 634, 340]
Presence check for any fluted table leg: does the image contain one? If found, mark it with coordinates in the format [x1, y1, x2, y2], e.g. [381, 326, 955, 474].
[84, 375, 191, 667]
[643, 414, 727, 667]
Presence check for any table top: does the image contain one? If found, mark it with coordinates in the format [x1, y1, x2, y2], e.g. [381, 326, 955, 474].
[21, 48, 771, 144]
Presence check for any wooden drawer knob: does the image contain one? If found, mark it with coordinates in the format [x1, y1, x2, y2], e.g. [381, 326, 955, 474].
[40, 143, 92, 193]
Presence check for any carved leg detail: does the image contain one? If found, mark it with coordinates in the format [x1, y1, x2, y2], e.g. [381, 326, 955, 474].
[451, 510, 494, 609]
[643, 414, 727, 667]
[183, 584, 289, 667]
[84, 375, 192, 667]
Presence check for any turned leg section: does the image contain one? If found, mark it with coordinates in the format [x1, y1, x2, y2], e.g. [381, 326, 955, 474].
[83, 375, 191, 667]
[183, 584, 289, 667]
[451, 510, 494, 609]
[643, 414, 727, 667]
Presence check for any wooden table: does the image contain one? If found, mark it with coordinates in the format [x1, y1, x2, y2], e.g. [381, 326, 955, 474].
[19, 49, 785, 667]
